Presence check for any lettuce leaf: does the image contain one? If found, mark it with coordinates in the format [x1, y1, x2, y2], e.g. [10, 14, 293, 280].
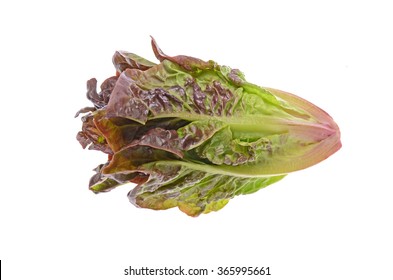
[76, 37, 341, 216]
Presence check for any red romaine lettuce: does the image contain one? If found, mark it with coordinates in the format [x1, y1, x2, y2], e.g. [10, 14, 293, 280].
[76, 37, 341, 217]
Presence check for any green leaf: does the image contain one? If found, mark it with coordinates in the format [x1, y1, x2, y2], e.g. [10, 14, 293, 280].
[129, 161, 286, 217]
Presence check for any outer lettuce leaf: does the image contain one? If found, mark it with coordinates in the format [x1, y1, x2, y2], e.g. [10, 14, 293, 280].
[129, 162, 285, 217]
[76, 37, 341, 216]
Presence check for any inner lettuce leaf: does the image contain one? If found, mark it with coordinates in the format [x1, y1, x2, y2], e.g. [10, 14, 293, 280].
[76, 37, 341, 217]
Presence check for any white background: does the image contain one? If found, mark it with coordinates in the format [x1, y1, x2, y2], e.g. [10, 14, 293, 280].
[1, 1, 392, 279]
